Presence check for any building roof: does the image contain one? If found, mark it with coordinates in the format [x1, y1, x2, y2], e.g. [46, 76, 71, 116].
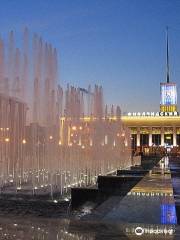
[122, 115, 180, 127]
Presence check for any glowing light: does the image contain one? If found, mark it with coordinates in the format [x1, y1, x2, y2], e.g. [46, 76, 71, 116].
[72, 126, 77, 131]
[22, 139, 26, 144]
[160, 83, 177, 105]
[165, 136, 171, 139]
[5, 138, 10, 142]
[49, 135, 53, 140]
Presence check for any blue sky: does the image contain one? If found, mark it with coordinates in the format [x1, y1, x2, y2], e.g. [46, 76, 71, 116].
[0, 0, 180, 112]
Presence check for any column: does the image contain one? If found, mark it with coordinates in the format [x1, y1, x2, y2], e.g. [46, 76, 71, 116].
[173, 127, 177, 147]
[149, 127, 152, 147]
[137, 127, 140, 147]
[161, 127, 164, 146]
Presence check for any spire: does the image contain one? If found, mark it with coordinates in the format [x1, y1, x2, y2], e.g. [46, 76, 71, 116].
[166, 26, 170, 83]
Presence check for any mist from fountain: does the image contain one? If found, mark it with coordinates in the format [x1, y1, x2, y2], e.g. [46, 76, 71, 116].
[0, 29, 131, 199]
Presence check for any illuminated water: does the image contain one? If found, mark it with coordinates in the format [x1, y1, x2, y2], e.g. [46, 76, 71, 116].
[0, 144, 178, 239]
[0, 29, 131, 199]
[0, 216, 178, 239]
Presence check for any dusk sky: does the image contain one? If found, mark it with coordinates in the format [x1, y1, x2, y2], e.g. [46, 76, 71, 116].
[1, 0, 180, 113]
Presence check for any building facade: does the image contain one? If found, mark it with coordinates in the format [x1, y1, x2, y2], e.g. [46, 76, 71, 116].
[122, 28, 180, 154]
[122, 113, 180, 154]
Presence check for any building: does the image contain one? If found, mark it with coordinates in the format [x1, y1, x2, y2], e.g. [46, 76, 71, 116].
[0, 94, 27, 176]
[122, 28, 180, 154]
[122, 113, 180, 154]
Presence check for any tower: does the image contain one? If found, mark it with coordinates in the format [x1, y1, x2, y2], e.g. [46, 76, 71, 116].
[160, 27, 177, 112]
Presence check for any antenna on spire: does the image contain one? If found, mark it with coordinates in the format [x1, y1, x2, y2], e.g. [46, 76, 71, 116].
[166, 26, 170, 83]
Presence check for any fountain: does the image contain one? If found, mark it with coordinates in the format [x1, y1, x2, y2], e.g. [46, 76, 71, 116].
[0, 28, 132, 200]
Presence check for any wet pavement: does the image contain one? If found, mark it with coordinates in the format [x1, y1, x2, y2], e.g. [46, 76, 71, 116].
[82, 156, 177, 225]
[169, 156, 180, 224]
[0, 216, 179, 239]
[0, 156, 180, 239]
